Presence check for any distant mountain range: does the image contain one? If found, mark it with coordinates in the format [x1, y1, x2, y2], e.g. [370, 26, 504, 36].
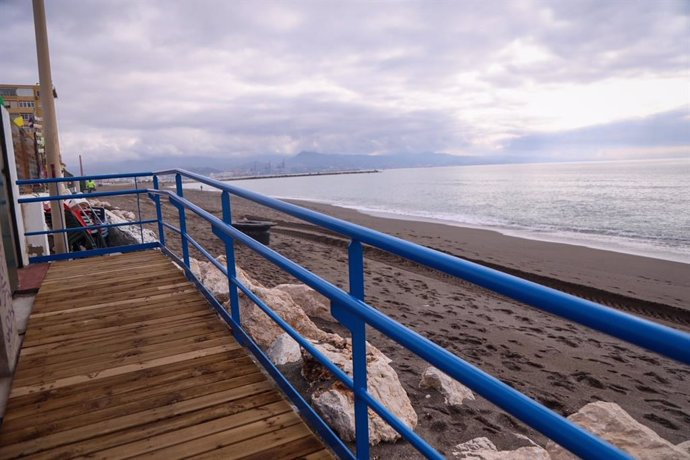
[80, 151, 509, 176]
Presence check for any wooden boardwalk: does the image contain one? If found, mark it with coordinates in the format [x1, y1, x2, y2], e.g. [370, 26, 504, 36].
[0, 250, 332, 459]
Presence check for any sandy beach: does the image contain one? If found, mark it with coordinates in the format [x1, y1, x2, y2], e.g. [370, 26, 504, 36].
[104, 186, 690, 457]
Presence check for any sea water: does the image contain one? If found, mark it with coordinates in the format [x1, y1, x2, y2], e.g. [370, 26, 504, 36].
[189, 158, 690, 263]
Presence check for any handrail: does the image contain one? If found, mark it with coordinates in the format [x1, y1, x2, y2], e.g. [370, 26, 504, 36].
[15, 170, 689, 459]
[15, 174, 154, 262]
[149, 168, 690, 459]
[17, 189, 147, 203]
[16, 171, 153, 185]
[152, 187, 640, 458]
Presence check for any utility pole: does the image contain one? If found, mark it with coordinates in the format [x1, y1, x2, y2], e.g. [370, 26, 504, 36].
[79, 154, 84, 176]
[33, 0, 67, 254]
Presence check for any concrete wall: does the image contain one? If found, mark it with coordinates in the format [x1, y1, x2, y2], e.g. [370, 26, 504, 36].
[0, 223, 19, 376]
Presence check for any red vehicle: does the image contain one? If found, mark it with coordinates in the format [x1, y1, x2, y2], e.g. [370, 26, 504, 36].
[43, 200, 107, 251]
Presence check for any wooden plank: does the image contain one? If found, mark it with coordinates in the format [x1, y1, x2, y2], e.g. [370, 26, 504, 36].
[2, 371, 268, 443]
[191, 423, 316, 460]
[238, 435, 329, 460]
[13, 337, 239, 388]
[24, 300, 216, 337]
[10, 343, 239, 397]
[29, 289, 202, 319]
[1, 382, 277, 457]
[302, 449, 337, 459]
[18, 317, 222, 360]
[40, 260, 173, 285]
[24, 296, 212, 332]
[90, 400, 293, 458]
[5, 352, 249, 416]
[28, 392, 286, 459]
[140, 411, 304, 459]
[14, 331, 231, 380]
[18, 309, 216, 348]
[4, 360, 260, 428]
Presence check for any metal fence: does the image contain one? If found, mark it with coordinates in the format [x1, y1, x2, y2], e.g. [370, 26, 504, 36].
[17, 170, 690, 459]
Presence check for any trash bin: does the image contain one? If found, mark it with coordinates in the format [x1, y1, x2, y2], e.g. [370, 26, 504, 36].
[232, 220, 276, 245]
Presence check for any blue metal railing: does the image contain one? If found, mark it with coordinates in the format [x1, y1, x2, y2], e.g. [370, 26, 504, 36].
[16, 173, 156, 263]
[16, 170, 690, 459]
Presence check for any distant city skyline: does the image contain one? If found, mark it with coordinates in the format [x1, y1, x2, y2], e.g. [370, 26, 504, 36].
[0, 0, 688, 167]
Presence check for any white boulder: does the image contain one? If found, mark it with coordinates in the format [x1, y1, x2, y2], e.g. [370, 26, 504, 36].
[189, 257, 229, 303]
[452, 437, 551, 459]
[545, 401, 690, 459]
[190, 256, 334, 347]
[274, 283, 332, 321]
[267, 333, 302, 365]
[105, 209, 157, 244]
[238, 283, 338, 348]
[304, 339, 417, 444]
[678, 441, 690, 455]
[420, 366, 475, 408]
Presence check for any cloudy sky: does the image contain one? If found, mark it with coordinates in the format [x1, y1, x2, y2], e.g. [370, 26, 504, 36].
[1, 0, 688, 167]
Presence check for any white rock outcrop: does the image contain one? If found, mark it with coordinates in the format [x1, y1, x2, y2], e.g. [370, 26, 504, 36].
[452, 437, 551, 459]
[267, 332, 302, 365]
[545, 401, 690, 459]
[274, 283, 332, 321]
[189, 257, 230, 303]
[303, 339, 418, 444]
[190, 256, 337, 348]
[420, 366, 475, 408]
[678, 441, 690, 455]
[105, 209, 158, 244]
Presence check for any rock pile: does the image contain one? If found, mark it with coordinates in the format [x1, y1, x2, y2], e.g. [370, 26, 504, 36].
[188, 256, 418, 445]
[419, 366, 475, 408]
[452, 437, 550, 459]
[545, 401, 690, 460]
[452, 401, 689, 459]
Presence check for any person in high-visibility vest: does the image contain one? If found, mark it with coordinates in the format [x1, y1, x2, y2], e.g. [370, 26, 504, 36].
[86, 179, 96, 193]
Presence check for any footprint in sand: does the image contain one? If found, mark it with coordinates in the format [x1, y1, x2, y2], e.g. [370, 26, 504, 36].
[572, 371, 605, 389]
[643, 413, 679, 430]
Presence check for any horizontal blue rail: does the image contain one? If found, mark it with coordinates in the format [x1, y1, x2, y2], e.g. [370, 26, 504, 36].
[18, 189, 147, 203]
[28, 242, 159, 264]
[17, 170, 689, 459]
[16, 173, 153, 263]
[16, 171, 153, 185]
[24, 219, 157, 236]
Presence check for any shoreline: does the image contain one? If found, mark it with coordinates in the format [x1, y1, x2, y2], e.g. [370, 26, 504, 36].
[285, 198, 690, 311]
[175, 184, 690, 309]
[183, 184, 690, 265]
[278, 196, 689, 266]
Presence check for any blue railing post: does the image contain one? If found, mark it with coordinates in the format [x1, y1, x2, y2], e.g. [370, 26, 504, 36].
[152, 175, 166, 247]
[175, 173, 190, 269]
[221, 191, 242, 342]
[344, 240, 370, 458]
[134, 176, 144, 243]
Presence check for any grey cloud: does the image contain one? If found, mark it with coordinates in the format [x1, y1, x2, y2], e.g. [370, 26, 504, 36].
[0, 0, 687, 167]
[504, 107, 690, 158]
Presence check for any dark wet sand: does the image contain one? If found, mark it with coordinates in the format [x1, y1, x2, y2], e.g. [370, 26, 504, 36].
[105, 186, 690, 457]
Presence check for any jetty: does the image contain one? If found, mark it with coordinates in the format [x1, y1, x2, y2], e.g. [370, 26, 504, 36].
[0, 169, 688, 459]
